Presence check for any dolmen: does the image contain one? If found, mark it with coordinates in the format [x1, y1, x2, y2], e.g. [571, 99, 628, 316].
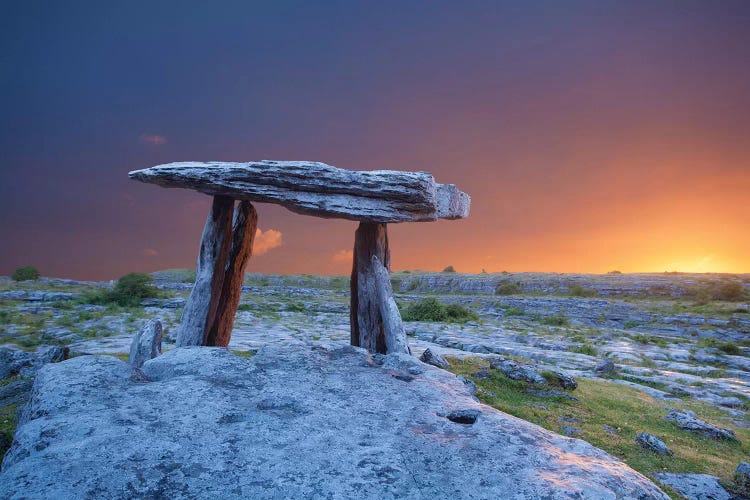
[129, 161, 470, 354]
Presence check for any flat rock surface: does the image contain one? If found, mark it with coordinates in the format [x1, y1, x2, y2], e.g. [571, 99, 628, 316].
[1, 346, 667, 499]
[653, 473, 732, 500]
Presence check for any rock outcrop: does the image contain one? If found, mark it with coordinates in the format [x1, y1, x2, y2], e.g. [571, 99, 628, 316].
[654, 473, 732, 500]
[1, 346, 667, 499]
[128, 319, 163, 368]
[635, 433, 672, 455]
[129, 161, 470, 223]
[664, 409, 738, 441]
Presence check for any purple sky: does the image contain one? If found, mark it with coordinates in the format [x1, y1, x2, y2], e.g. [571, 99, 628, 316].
[2, 1, 749, 279]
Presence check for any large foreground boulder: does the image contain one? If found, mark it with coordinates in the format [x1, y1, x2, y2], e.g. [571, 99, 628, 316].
[1, 346, 667, 499]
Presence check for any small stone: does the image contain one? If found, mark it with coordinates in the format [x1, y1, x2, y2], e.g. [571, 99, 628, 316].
[419, 348, 449, 369]
[472, 367, 492, 380]
[129, 320, 163, 369]
[445, 409, 480, 424]
[594, 358, 616, 376]
[489, 357, 546, 385]
[664, 409, 737, 441]
[559, 425, 580, 437]
[603, 424, 619, 436]
[735, 462, 750, 496]
[553, 371, 577, 390]
[635, 433, 672, 455]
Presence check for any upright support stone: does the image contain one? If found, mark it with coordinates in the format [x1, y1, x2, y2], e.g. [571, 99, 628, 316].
[351, 222, 401, 354]
[371, 255, 410, 354]
[176, 195, 234, 347]
[205, 201, 257, 347]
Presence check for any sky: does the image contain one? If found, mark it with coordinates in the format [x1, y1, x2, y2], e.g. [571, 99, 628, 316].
[1, 0, 749, 280]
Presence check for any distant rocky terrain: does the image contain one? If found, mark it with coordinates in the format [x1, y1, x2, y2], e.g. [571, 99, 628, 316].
[1, 270, 748, 498]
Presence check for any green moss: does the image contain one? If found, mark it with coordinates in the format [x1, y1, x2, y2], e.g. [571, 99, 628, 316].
[230, 350, 255, 358]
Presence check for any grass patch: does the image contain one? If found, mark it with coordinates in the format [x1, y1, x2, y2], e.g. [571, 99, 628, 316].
[697, 338, 744, 356]
[230, 350, 255, 358]
[631, 334, 668, 348]
[536, 314, 569, 327]
[446, 357, 750, 491]
[400, 298, 479, 323]
[0, 402, 19, 462]
[502, 306, 526, 316]
[571, 343, 597, 356]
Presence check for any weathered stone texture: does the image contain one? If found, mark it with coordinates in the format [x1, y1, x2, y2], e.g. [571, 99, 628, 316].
[0, 346, 669, 499]
[129, 161, 470, 223]
[128, 319, 163, 368]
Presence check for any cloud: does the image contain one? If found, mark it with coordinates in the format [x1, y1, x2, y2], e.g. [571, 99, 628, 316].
[254, 229, 282, 255]
[140, 134, 167, 145]
[332, 249, 353, 263]
[143, 248, 159, 256]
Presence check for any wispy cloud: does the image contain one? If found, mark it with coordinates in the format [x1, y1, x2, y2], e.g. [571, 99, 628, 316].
[332, 249, 353, 263]
[143, 248, 159, 256]
[254, 229, 282, 255]
[140, 134, 167, 145]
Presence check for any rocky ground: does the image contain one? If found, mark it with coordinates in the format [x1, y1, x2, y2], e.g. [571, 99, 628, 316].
[0, 346, 669, 499]
[1, 270, 748, 498]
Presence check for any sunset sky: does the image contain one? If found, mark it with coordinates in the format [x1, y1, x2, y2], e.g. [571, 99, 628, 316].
[1, 1, 749, 280]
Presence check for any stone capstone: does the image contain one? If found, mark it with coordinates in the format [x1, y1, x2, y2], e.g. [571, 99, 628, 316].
[1, 346, 668, 499]
[129, 161, 470, 223]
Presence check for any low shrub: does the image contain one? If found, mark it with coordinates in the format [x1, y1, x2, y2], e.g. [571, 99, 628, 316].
[539, 314, 569, 327]
[400, 298, 479, 323]
[12, 266, 40, 281]
[84, 273, 159, 307]
[495, 280, 522, 295]
[442, 265, 456, 273]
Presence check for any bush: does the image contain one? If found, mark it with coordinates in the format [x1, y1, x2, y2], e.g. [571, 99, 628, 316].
[568, 284, 598, 298]
[442, 265, 456, 273]
[401, 298, 479, 323]
[687, 279, 747, 304]
[539, 314, 569, 327]
[84, 273, 159, 307]
[12, 266, 40, 281]
[495, 280, 522, 295]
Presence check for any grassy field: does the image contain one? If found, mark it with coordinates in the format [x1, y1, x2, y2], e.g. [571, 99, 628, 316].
[447, 357, 749, 498]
